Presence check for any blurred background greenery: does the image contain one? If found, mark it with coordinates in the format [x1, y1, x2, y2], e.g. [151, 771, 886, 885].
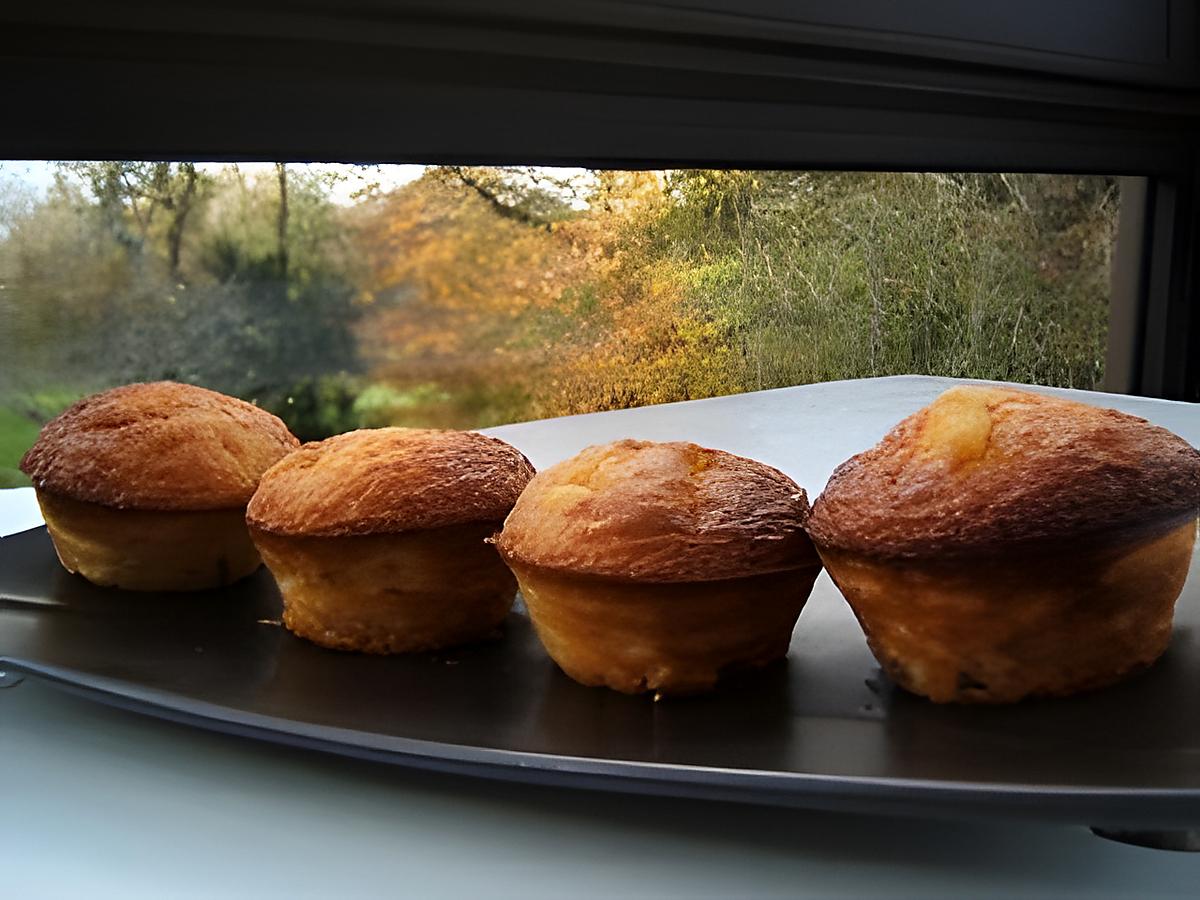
[0, 163, 1116, 487]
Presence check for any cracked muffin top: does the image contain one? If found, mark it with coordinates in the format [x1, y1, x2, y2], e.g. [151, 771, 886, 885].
[21, 381, 298, 511]
[247, 427, 534, 537]
[496, 439, 817, 582]
[807, 385, 1200, 559]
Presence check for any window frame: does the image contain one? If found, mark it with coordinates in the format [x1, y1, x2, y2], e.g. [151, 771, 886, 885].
[2, 1, 1197, 397]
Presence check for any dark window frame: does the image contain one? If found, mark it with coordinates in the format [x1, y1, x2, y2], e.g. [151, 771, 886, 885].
[2, 1, 1197, 397]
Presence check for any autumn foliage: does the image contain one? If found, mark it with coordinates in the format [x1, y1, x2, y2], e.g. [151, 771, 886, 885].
[349, 168, 1115, 429]
[0, 163, 1116, 485]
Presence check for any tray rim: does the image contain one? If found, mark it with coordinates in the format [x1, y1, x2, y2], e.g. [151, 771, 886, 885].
[6, 645, 1200, 829]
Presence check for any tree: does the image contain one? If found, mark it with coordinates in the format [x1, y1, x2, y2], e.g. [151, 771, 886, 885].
[163, 163, 199, 277]
[276, 162, 289, 278]
[432, 166, 581, 230]
[63, 162, 204, 277]
[1, 163, 366, 441]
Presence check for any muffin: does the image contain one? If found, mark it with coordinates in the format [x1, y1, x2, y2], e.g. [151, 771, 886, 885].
[807, 385, 1200, 704]
[246, 427, 534, 654]
[495, 439, 822, 695]
[19, 381, 299, 591]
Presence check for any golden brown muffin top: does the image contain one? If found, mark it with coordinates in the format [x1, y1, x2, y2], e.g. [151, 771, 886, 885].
[20, 382, 299, 511]
[495, 439, 816, 583]
[246, 427, 535, 537]
[807, 385, 1200, 559]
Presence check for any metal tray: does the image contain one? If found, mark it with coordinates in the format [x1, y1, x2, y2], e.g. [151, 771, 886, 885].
[3, 376, 1199, 829]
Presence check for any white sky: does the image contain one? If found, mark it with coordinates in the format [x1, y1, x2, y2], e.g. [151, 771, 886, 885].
[0, 161, 594, 208]
[0, 161, 428, 206]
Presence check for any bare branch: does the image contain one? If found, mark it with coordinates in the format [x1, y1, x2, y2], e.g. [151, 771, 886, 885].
[445, 167, 553, 231]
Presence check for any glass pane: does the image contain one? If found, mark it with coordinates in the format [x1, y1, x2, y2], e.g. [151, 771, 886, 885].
[0, 162, 1118, 487]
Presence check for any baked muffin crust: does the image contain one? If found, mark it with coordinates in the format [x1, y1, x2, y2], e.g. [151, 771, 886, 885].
[247, 427, 535, 537]
[20, 381, 298, 511]
[808, 385, 1200, 559]
[496, 439, 816, 582]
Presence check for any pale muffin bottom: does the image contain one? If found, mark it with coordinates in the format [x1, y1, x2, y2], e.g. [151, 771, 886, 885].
[251, 523, 516, 654]
[506, 562, 823, 695]
[37, 490, 261, 592]
[817, 519, 1198, 703]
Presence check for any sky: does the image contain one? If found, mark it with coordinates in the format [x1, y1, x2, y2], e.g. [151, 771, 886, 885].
[0, 161, 428, 206]
[0, 161, 599, 212]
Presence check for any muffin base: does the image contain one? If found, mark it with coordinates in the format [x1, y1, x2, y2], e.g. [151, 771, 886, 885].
[36, 490, 261, 592]
[817, 519, 1198, 703]
[250, 523, 516, 654]
[506, 562, 822, 695]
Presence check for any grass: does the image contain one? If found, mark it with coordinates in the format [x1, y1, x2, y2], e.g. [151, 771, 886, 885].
[0, 406, 39, 488]
[540, 172, 1113, 417]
